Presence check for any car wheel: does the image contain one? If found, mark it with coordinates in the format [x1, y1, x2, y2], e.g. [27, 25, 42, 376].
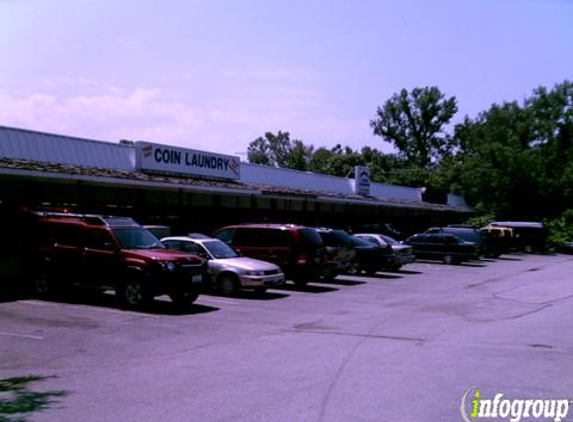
[254, 287, 267, 294]
[169, 290, 199, 308]
[443, 254, 456, 265]
[391, 264, 403, 271]
[34, 272, 53, 298]
[346, 264, 361, 275]
[118, 279, 152, 309]
[217, 274, 238, 296]
[293, 277, 309, 287]
[320, 272, 337, 282]
[365, 268, 378, 276]
[524, 244, 534, 254]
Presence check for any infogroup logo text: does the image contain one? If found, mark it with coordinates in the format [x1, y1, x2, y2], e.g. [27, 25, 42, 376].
[460, 387, 571, 422]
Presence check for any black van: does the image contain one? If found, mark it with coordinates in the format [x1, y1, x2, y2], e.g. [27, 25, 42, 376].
[485, 222, 547, 253]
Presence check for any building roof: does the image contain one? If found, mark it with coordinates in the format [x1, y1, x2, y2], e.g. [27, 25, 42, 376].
[0, 156, 471, 212]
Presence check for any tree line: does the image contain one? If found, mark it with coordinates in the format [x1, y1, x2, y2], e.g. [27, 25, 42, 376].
[247, 81, 573, 223]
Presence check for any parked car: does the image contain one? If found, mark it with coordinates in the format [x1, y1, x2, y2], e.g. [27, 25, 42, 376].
[347, 235, 397, 275]
[161, 235, 284, 295]
[354, 233, 415, 270]
[28, 211, 206, 309]
[405, 233, 479, 264]
[485, 221, 547, 253]
[479, 226, 513, 257]
[143, 225, 172, 239]
[213, 224, 326, 286]
[425, 227, 487, 256]
[315, 228, 357, 280]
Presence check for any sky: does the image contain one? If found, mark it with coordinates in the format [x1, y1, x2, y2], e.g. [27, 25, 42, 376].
[0, 0, 572, 157]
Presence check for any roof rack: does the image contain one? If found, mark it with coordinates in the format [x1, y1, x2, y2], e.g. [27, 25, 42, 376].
[33, 211, 140, 228]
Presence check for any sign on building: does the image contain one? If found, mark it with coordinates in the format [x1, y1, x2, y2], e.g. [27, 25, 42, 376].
[135, 141, 241, 180]
[353, 166, 370, 195]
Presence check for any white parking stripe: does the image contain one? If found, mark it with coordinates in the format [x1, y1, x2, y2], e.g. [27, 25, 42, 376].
[198, 297, 240, 306]
[18, 300, 160, 318]
[0, 331, 44, 340]
[19, 300, 53, 306]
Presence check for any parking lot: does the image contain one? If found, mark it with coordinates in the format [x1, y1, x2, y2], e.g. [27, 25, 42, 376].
[1, 253, 573, 422]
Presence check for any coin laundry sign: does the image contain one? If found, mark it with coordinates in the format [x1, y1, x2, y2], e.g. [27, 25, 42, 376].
[135, 141, 241, 180]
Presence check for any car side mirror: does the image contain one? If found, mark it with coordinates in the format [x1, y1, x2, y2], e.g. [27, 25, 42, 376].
[104, 242, 117, 251]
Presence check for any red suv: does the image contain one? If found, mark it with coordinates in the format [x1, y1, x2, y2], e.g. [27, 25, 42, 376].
[213, 224, 326, 287]
[29, 212, 206, 309]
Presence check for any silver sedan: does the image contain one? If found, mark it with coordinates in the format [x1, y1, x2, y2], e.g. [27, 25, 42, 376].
[162, 235, 284, 295]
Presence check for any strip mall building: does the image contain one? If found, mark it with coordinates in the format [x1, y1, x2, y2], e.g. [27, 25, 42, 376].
[0, 125, 472, 235]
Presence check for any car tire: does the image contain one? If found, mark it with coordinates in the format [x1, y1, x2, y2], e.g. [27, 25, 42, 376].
[443, 254, 457, 265]
[34, 272, 55, 298]
[118, 279, 152, 309]
[169, 290, 199, 309]
[391, 264, 403, 271]
[254, 287, 267, 294]
[346, 265, 361, 275]
[217, 274, 238, 296]
[320, 272, 338, 282]
[365, 268, 378, 276]
[524, 244, 534, 254]
[293, 277, 309, 287]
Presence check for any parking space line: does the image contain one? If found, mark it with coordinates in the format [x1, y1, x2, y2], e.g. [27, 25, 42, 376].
[18, 300, 160, 318]
[197, 297, 241, 306]
[19, 300, 53, 307]
[0, 331, 44, 340]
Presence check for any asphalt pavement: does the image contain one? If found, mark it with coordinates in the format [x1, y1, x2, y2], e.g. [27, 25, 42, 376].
[1, 253, 572, 422]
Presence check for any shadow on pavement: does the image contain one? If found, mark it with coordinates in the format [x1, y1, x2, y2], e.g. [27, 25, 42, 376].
[366, 272, 404, 279]
[458, 262, 487, 268]
[274, 283, 339, 294]
[24, 290, 220, 316]
[315, 277, 367, 286]
[392, 269, 423, 275]
[206, 290, 290, 301]
[0, 278, 29, 304]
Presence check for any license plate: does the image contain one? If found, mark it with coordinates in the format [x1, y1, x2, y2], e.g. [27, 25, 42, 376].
[192, 274, 203, 283]
[265, 277, 283, 285]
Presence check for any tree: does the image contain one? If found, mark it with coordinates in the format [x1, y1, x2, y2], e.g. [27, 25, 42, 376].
[247, 131, 313, 171]
[439, 80, 573, 218]
[370, 86, 458, 167]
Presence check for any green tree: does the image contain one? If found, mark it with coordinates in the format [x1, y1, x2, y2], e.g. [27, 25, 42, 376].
[441, 80, 573, 218]
[370, 86, 458, 167]
[247, 131, 313, 171]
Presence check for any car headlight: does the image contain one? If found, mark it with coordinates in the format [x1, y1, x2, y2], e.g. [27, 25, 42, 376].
[159, 261, 176, 272]
[246, 270, 265, 276]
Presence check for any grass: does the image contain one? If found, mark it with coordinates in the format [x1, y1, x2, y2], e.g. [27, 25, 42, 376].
[0, 376, 67, 422]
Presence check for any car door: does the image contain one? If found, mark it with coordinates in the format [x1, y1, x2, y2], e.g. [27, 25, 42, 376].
[41, 223, 84, 282]
[231, 229, 273, 262]
[81, 228, 121, 287]
[425, 234, 446, 257]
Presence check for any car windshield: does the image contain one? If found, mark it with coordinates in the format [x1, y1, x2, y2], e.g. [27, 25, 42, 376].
[448, 230, 481, 243]
[299, 228, 324, 247]
[112, 228, 165, 250]
[350, 236, 372, 247]
[320, 230, 352, 247]
[379, 234, 398, 245]
[203, 240, 239, 259]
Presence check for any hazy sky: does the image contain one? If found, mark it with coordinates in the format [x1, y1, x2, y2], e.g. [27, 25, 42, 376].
[0, 0, 571, 157]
